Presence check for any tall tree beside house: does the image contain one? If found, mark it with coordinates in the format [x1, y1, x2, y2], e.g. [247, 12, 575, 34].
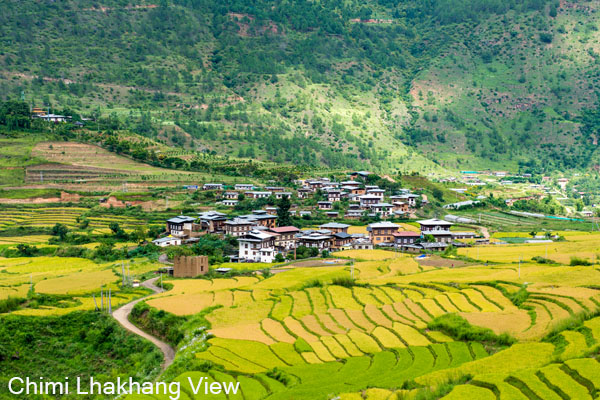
[0, 101, 30, 130]
[277, 195, 292, 227]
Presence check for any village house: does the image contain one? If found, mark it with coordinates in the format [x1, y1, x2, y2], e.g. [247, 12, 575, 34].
[266, 186, 285, 192]
[198, 211, 228, 234]
[351, 237, 373, 250]
[367, 221, 400, 244]
[318, 201, 333, 210]
[366, 188, 385, 200]
[235, 183, 254, 191]
[269, 226, 300, 250]
[327, 190, 342, 202]
[237, 230, 278, 263]
[451, 232, 477, 240]
[341, 180, 361, 188]
[297, 231, 332, 251]
[224, 218, 256, 237]
[221, 199, 238, 207]
[33, 113, 71, 123]
[417, 218, 453, 243]
[297, 188, 312, 199]
[350, 171, 371, 180]
[332, 232, 353, 250]
[319, 222, 350, 234]
[359, 195, 380, 209]
[325, 211, 339, 218]
[402, 242, 449, 253]
[223, 191, 239, 199]
[345, 208, 364, 219]
[274, 192, 292, 199]
[203, 183, 224, 190]
[265, 206, 278, 215]
[392, 201, 409, 213]
[245, 191, 272, 199]
[240, 210, 277, 228]
[152, 236, 182, 247]
[307, 180, 324, 191]
[166, 215, 197, 237]
[299, 210, 312, 217]
[397, 194, 419, 207]
[370, 202, 393, 218]
[393, 231, 421, 247]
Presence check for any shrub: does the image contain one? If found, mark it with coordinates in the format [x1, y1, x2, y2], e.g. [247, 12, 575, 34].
[570, 257, 592, 266]
[532, 256, 555, 264]
[428, 314, 516, 347]
[0, 297, 26, 314]
[293, 338, 312, 353]
[331, 277, 358, 288]
[540, 32, 553, 43]
[302, 279, 323, 289]
[509, 285, 529, 306]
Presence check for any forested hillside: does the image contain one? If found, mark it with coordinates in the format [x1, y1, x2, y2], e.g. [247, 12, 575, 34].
[0, 0, 598, 173]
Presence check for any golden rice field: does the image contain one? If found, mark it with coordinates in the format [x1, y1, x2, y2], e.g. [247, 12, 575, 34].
[119, 244, 600, 400]
[0, 256, 158, 316]
[0, 207, 150, 232]
[3, 229, 600, 400]
[458, 232, 600, 264]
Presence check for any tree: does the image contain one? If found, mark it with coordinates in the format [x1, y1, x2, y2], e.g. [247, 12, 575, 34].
[132, 226, 148, 244]
[432, 188, 444, 202]
[0, 101, 30, 130]
[276, 195, 292, 227]
[51, 223, 69, 240]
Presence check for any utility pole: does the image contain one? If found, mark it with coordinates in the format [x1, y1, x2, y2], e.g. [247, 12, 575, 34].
[108, 289, 112, 315]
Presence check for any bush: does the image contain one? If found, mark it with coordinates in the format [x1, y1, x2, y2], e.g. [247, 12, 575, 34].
[130, 302, 187, 346]
[509, 285, 529, 306]
[532, 256, 555, 264]
[331, 276, 364, 288]
[570, 257, 592, 266]
[0, 297, 26, 314]
[428, 314, 516, 347]
[540, 33, 553, 43]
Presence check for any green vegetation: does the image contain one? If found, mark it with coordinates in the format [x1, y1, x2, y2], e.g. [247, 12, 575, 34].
[0, 312, 162, 397]
[428, 314, 516, 347]
[2, 0, 598, 175]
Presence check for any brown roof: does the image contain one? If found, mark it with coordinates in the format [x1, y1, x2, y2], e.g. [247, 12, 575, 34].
[393, 231, 421, 237]
[270, 226, 300, 233]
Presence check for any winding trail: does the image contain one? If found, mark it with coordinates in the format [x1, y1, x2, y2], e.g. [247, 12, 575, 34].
[112, 277, 176, 372]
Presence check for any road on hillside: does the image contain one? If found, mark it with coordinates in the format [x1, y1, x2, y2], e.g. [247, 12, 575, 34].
[112, 277, 175, 372]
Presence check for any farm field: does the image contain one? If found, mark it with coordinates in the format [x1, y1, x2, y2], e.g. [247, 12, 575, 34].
[0, 256, 158, 315]
[0, 206, 154, 232]
[2, 221, 600, 399]
[457, 232, 600, 264]
[122, 242, 600, 400]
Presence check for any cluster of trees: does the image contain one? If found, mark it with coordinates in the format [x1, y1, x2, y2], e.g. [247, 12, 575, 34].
[0, 101, 31, 130]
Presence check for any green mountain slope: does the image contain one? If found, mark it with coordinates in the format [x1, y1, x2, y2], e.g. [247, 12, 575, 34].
[0, 0, 598, 173]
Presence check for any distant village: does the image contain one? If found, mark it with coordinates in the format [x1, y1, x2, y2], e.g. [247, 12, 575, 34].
[152, 171, 478, 264]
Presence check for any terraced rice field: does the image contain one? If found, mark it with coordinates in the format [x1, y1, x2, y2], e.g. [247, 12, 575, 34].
[0, 256, 157, 313]
[437, 317, 600, 399]
[0, 206, 149, 232]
